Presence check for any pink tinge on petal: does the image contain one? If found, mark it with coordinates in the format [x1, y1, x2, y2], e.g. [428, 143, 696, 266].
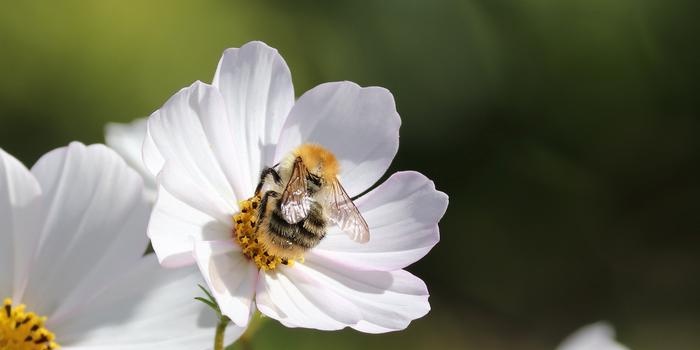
[255, 266, 361, 330]
[257, 254, 430, 333]
[274, 81, 401, 198]
[313, 171, 448, 271]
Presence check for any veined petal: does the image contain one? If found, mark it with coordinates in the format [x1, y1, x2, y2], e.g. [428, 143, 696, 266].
[142, 113, 165, 178]
[52, 255, 244, 349]
[105, 118, 157, 201]
[307, 254, 430, 333]
[212, 41, 295, 197]
[21, 143, 151, 320]
[258, 256, 428, 333]
[557, 322, 630, 350]
[274, 81, 400, 197]
[148, 183, 232, 268]
[156, 160, 236, 228]
[0, 148, 41, 300]
[144, 81, 239, 209]
[313, 171, 447, 271]
[194, 241, 258, 327]
[255, 264, 361, 331]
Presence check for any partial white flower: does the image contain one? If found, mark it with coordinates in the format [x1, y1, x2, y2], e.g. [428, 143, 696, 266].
[144, 41, 449, 332]
[557, 322, 630, 350]
[105, 118, 157, 201]
[0, 142, 242, 349]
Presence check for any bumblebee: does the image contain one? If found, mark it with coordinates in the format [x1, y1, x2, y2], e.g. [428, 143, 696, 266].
[253, 144, 369, 260]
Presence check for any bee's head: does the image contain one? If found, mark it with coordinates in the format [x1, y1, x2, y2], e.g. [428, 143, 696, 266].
[294, 143, 340, 182]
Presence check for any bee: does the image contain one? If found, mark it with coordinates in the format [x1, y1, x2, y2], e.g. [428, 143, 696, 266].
[253, 143, 370, 260]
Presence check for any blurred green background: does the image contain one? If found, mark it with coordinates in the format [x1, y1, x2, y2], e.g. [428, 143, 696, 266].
[1, 1, 699, 349]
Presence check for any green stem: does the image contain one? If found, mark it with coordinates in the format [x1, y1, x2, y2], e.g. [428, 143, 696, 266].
[232, 312, 267, 350]
[214, 316, 230, 350]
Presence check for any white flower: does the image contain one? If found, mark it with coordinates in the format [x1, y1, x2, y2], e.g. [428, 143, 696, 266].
[143, 41, 449, 332]
[0, 142, 242, 349]
[556, 322, 630, 350]
[105, 118, 156, 201]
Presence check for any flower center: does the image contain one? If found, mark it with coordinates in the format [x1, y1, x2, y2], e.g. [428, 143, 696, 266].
[232, 196, 299, 271]
[0, 299, 59, 350]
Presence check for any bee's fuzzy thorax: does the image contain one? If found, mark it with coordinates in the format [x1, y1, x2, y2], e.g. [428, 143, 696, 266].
[292, 144, 339, 179]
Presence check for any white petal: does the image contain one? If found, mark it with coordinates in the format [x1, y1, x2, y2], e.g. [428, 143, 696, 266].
[144, 81, 239, 208]
[275, 81, 400, 197]
[194, 240, 258, 327]
[557, 322, 630, 350]
[21, 143, 151, 320]
[257, 255, 428, 333]
[212, 41, 295, 196]
[147, 183, 232, 268]
[142, 113, 165, 178]
[105, 118, 157, 201]
[255, 265, 362, 331]
[313, 171, 447, 271]
[0, 148, 41, 300]
[52, 255, 244, 350]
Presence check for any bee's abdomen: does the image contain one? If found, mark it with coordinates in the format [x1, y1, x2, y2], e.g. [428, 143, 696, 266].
[302, 204, 327, 237]
[268, 202, 327, 250]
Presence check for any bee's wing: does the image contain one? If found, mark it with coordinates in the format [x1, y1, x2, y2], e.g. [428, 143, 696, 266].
[325, 179, 370, 243]
[280, 158, 311, 224]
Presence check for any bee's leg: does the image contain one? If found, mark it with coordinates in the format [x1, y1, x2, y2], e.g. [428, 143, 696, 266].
[257, 190, 279, 223]
[255, 167, 282, 195]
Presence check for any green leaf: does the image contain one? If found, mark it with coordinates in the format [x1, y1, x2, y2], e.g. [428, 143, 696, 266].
[198, 284, 216, 303]
[194, 297, 219, 313]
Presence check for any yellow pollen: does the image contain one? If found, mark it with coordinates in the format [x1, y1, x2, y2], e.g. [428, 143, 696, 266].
[233, 196, 298, 271]
[1, 298, 59, 350]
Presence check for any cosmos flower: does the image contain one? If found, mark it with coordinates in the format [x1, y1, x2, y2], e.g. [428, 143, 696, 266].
[143, 41, 449, 332]
[0, 142, 242, 349]
[556, 322, 630, 350]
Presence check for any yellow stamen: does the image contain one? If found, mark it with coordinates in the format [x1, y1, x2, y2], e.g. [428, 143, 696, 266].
[233, 196, 297, 271]
[0, 298, 59, 350]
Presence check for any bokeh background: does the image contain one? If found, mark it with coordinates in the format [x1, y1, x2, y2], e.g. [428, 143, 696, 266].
[1, 1, 699, 349]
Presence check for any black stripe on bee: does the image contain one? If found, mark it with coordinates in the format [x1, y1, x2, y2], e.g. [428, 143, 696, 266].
[307, 174, 322, 187]
[305, 174, 323, 194]
[302, 204, 326, 235]
[267, 202, 327, 249]
[255, 167, 283, 195]
[257, 190, 279, 223]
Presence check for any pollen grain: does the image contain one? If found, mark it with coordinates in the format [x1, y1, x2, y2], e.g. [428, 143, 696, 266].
[233, 196, 296, 271]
